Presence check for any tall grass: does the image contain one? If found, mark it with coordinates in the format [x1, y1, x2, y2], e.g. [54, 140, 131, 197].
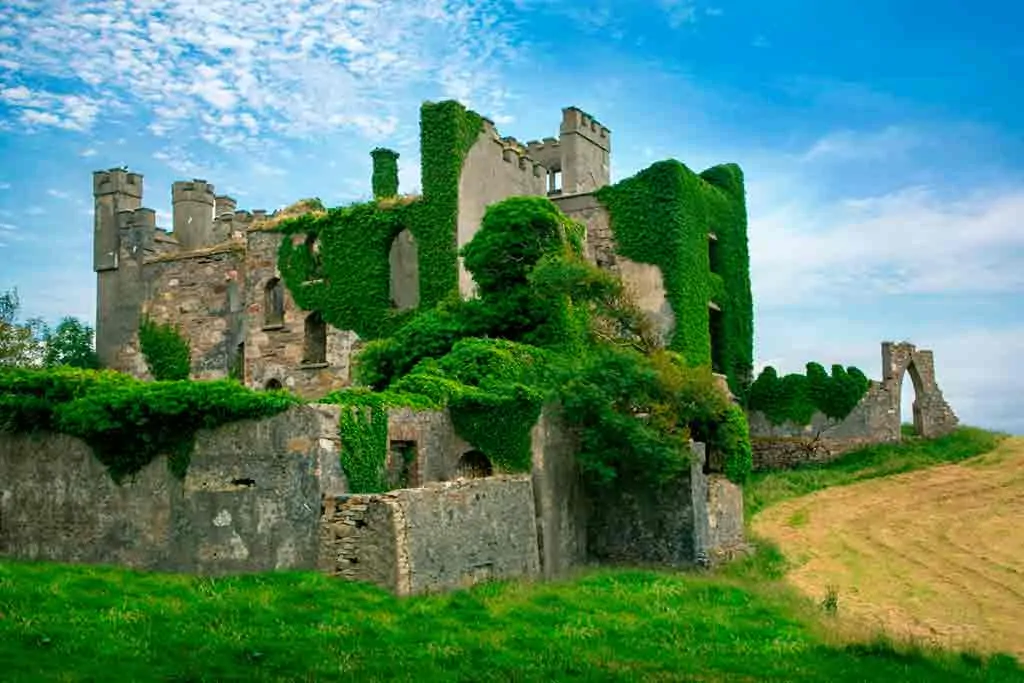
[0, 557, 1020, 682]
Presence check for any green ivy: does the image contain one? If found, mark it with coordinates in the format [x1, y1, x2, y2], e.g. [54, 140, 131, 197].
[594, 161, 754, 400]
[0, 367, 298, 482]
[370, 148, 400, 199]
[138, 315, 191, 381]
[747, 363, 871, 426]
[320, 388, 439, 493]
[273, 101, 483, 340]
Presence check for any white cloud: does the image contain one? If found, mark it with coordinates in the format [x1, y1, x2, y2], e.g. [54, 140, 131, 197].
[749, 182, 1024, 307]
[752, 35, 770, 49]
[801, 126, 925, 162]
[0, 0, 521, 149]
[46, 189, 71, 200]
[0, 182, 10, 190]
[659, 0, 698, 27]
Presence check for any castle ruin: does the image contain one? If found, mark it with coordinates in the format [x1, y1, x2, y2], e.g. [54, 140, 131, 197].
[92, 104, 744, 398]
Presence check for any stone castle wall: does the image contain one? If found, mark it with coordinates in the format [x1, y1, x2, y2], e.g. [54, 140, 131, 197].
[1, 404, 747, 594]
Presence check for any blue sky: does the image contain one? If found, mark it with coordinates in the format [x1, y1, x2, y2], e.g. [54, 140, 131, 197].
[1, 0, 1021, 434]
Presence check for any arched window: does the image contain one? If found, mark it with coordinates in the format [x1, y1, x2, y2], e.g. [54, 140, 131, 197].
[264, 278, 285, 327]
[456, 450, 493, 479]
[265, 378, 283, 390]
[303, 312, 327, 365]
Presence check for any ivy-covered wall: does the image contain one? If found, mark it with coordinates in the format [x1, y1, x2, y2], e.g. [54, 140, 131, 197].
[275, 101, 483, 341]
[594, 161, 753, 400]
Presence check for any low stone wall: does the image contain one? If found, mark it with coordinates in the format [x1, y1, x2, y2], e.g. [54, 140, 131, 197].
[0, 405, 345, 574]
[746, 381, 898, 471]
[319, 475, 541, 595]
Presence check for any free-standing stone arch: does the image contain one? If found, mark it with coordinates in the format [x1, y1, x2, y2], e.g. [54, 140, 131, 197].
[881, 341, 959, 439]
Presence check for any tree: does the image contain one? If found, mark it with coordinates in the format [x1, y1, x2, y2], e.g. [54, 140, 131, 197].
[0, 288, 44, 367]
[43, 317, 100, 369]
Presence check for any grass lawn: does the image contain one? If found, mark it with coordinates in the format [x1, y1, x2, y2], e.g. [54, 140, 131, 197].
[1, 552, 1022, 682]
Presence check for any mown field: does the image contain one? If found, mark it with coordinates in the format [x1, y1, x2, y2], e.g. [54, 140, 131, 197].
[753, 432, 1024, 661]
[1, 426, 1021, 682]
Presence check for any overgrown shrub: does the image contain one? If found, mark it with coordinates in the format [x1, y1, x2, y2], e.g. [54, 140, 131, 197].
[747, 362, 870, 426]
[0, 367, 298, 481]
[138, 316, 191, 381]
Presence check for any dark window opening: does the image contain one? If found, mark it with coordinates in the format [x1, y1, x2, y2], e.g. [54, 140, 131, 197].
[264, 278, 285, 327]
[265, 378, 283, 390]
[709, 305, 725, 375]
[708, 233, 721, 274]
[456, 450, 493, 479]
[387, 440, 419, 490]
[303, 312, 327, 365]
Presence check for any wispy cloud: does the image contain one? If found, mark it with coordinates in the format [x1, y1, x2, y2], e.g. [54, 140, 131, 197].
[752, 35, 770, 49]
[0, 0, 521, 151]
[659, 0, 698, 27]
[750, 180, 1024, 306]
[801, 126, 925, 162]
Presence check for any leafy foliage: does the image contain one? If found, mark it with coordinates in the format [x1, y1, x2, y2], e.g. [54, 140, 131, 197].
[747, 363, 871, 426]
[273, 101, 483, 341]
[0, 367, 298, 481]
[320, 388, 438, 494]
[595, 160, 754, 400]
[138, 315, 191, 381]
[0, 288, 44, 367]
[370, 148, 400, 199]
[42, 317, 99, 369]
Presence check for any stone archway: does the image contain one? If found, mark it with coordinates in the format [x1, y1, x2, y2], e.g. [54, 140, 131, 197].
[881, 342, 959, 439]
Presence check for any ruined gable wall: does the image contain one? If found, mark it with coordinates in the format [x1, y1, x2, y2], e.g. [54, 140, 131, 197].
[456, 119, 548, 297]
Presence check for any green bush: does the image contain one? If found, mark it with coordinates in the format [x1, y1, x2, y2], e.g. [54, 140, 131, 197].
[747, 362, 870, 426]
[138, 316, 191, 381]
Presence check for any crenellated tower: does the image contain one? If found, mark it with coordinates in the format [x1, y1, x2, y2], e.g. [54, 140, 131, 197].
[92, 168, 150, 370]
[559, 107, 611, 195]
[172, 179, 216, 250]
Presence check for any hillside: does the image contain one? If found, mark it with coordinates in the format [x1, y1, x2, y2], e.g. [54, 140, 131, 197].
[754, 435, 1024, 660]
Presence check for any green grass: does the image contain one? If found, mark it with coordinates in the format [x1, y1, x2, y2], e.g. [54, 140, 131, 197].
[1, 555, 1021, 682]
[745, 426, 1006, 518]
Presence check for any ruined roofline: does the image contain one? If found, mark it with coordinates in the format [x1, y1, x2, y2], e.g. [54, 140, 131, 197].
[478, 117, 553, 178]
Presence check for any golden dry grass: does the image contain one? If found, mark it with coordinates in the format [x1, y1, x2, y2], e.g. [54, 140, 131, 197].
[753, 436, 1024, 660]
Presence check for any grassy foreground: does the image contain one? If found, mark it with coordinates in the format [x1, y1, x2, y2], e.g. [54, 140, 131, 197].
[744, 426, 1006, 517]
[1, 554, 1022, 682]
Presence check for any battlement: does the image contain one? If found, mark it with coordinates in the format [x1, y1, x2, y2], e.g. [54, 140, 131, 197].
[93, 168, 143, 197]
[215, 195, 237, 217]
[500, 147, 546, 178]
[561, 106, 611, 151]
[172, 180, 216, 204]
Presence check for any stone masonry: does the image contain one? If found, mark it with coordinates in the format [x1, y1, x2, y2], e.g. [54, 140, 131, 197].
[747, 341, 960, 470]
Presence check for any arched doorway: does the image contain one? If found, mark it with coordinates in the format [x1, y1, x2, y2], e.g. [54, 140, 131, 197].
[456, 450, 493, 479]
[899, 360, 927, 438]
[265, 378, 283, 391]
